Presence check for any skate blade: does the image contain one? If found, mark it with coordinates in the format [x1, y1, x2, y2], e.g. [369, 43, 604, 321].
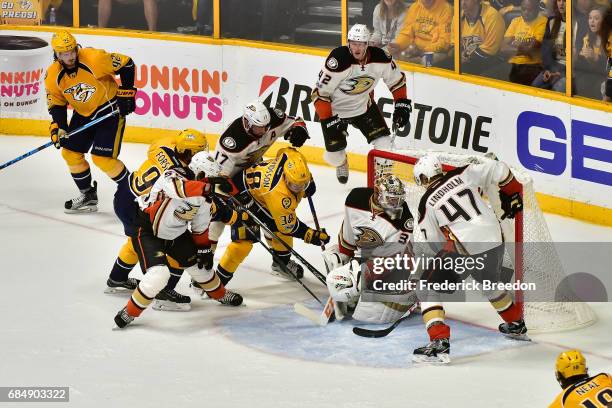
[412, 354, 451, 365]
[64, 205, 98, 214]
[152, 300, 191, 312]
[502, 333, 531, 341]
[270, 270, 302, 281]
[104, 286, 133, 295]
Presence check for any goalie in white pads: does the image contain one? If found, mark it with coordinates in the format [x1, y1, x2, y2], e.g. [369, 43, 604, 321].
[411, 154, 526, 363]
[312, 24, 412, 184]
[114, 152, 245, 328]
[324, 174, 417, 323]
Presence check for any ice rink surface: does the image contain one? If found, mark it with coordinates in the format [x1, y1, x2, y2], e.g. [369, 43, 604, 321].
[0, 136, 611, 407]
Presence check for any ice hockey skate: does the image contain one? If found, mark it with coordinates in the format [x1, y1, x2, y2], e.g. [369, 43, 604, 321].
[104, 277, 140, 294]
[413, 338, 451, 364]
[271, 259, 304, 280]
[217, 290, 243, 306]
[152, 288, 192, 312]
[114, 307, 135, 329]
[336, 160, 349, 184]
[499, 319, 530, 341]
[64, 181, 98, 214]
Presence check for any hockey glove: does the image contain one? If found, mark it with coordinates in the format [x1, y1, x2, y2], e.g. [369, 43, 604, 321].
[196, 247, 214, 270]
[285, 121, 310, 147]
[304, 228, 330, 246]
[392, 98, 412, 131]
[116, 86, 137, 116]
[50, 122, 68, 149]
[320, 115, 348, 149]
[205, 176, 238, 196]
[499, 191, 523, 220]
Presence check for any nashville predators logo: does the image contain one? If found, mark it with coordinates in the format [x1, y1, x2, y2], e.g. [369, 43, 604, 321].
[461, 35, 483, 56]
[339, 75, 376, 95]
[354, 227, 384, 248]
[174, 204, 200, 221]
[64, 83, 96, 103]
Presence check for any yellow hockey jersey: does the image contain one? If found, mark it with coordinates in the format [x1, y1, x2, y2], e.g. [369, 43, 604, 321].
[45, 47, 131, 117]
[130, 138, 184, 197]
[504, 14, 547, 65]
[548, 373, 612, 408]
[243, 154, 307, 236]
[461, 3, 505, 57]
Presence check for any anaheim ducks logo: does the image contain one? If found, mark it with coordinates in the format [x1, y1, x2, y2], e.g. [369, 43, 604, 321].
[64, 83, 96, 103]
[339, 75, 376, 95]
[174, 203, 200, 221]
[354, 226, 384, 248]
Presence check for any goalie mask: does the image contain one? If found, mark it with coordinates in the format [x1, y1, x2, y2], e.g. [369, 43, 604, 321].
[242, 100, 271, 139]
[374, 174, 406, 219]
[189, 152, 221, 180]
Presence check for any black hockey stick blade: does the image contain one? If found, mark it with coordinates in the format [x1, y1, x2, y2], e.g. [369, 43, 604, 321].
[352, 314, 412, 338]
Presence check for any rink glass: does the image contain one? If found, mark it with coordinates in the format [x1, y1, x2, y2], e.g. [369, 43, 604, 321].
[15, 0, 610, 105]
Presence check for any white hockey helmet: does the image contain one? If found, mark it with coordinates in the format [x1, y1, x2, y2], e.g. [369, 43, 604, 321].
[189, 151, 222, 180]
[326, 260, 361, 303]
[413, 154, 444, 186]
[374, 174, 406, 219]
[347, 24, 370, 43]
[242, 100, 271, 137]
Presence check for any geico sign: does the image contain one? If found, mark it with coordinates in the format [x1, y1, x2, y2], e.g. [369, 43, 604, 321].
[517, 111, 612, 187]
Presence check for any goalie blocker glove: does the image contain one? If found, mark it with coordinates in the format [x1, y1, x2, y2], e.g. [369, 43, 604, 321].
[392, 98, 412, 131]
[116, 86, 137, 116]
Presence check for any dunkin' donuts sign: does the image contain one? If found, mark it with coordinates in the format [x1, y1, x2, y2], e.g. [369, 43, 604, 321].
[0, 35, 50, 113]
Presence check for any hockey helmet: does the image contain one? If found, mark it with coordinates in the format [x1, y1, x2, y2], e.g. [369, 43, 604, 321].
[555, 350, 588, 383]
[413, 154, 444, 186]
[175, 129, 208, 163]
[189, 151, 221, 180]
[375, 174, 406, 219]
[347, 24, 370, 43]
[242, 100, 271, 138]
[280, 148, 311, 193]
[51, 30, 77, 53]
[326, 260, 361, 304]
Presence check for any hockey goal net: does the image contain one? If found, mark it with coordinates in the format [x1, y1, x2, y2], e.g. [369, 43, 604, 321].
[367, 148, 596, 333]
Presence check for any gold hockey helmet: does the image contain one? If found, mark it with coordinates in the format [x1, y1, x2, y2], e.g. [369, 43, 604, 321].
[175, 129, 208, 163]
[51, 30, 77, 53]
[279, 148, 311, 193]
[555, 350, 587, 381]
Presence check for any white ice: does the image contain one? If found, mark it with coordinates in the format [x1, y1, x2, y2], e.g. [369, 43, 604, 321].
[0, 136, 610, 408]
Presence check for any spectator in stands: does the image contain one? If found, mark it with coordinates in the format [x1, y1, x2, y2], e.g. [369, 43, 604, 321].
[532, 0, 568, 92]
[98, 0, 158, 31]
[193, 0, 212, 35]
[605, 30, 612, 102]
[387, 0, 453, 67]
[460, 0, 506, 75]
[501, 0, 547, 85]
[572, 0, 593, 52]
[370, 0, 408, 48]
[574, 7, 609, 99]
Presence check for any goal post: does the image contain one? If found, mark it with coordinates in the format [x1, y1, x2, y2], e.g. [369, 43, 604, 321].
[367, 148, 596, 333]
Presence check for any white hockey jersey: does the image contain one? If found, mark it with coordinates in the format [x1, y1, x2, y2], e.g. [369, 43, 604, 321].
[339, 187, 413, 258]
[213, 107, 303, 177]
[417, 160, 513, 255]
[138, 169, 212, 240]
[312, 46, 406, 119]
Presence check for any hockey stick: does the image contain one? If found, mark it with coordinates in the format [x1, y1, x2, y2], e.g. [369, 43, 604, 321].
[0, 110, 119, 171]
[293, 197, 343, 326]
[227, 195, 327, 286]
[227, 199, 323, 305]
[352, 303, 418, 338]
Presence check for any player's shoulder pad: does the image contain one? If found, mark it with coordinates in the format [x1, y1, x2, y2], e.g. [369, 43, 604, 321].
[396, 203, 414, 232]
[368, 46, 393, 64]
[219, 118, 251, 153]
[345, 187, 374, 211]
[417, 166, 468, 221]
[324, 46, 353, 72]
[267, 105, 286, 128]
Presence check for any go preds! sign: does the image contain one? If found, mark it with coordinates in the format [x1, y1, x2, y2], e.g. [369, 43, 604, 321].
[133, 64, 225, 122]
[258, 75, 494, 153]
